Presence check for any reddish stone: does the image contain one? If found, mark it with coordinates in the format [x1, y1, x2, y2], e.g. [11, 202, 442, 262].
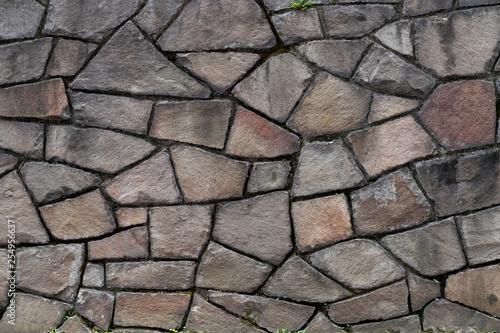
[88, 227, 148, 260]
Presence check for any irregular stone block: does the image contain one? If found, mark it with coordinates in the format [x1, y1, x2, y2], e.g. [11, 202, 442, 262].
[116, 208, 148, 228]
[75, 289, 114, 330]
[369, 94, 419, 123]
[88, 227, 148, 260]
[0, 0, 45, 40]
[375, 20, 413, 56]
[247, 161, 290, 194]
[0, 152, 17, 175]
[0, 120, 44, 158]
[408, 273, 441, 311]
[134, 0, 185, 36]
[58, 316, 92, 333]
[82, 263, 104, 288]
[404, 0, 453, 15]
[352, 315, 422, 333]
[47, 39, 96, 77]
[305, 314, 345, 333]
[271, 9, 322, 45]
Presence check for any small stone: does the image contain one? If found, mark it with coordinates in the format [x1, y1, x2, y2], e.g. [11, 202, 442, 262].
[158, 0, 275, 51]
[71, 92, 153, 135]
[88, 227, 148, 260]
[263, 256, 352, 303]
[82, 263, 104, 288]
[292, 194, 352, 252]
[369, 95, 420, 123]
[459, 0, 500, 6]
[404, 0, 453, 15]
[353, 45, 436, 98]
[0, 120, 43, 158]
[107, 261, 195, 290]
[214, 192, 292, 264]
[75, 289, 114, 330]
[114, 292, 190, 330]
[292, 140, 366, 196]
[17, 244, 84, 302]
[375, 20, 413, 56]
[40, 190, 115, 240]
[209, 291, 315, 332]
[352, 315, 422, 333]
[263, 0, 328, 11]
[44, 0, 140, 40]
[233, 53, 313, 122]
[323, 5, 396, 37]
[46, 125, 156, 174]
[150, 205, 211, 259]
[419, 80, 496, 150]
[305, 314, 345, 333]
[134, 0, 185, 36]
[0, 0, 45, 40]
[0, 79, 69, 119]
[177, 52, 260, 93]
[271, 9, 322, 45]
[329, 281, 409, 324]
[382, 219, 466, 276]
[247, 161, 290, 194]
[170, 145, 248, 202]
[196, 242, 272, 293]
[20, 161, 100, 203]
[114, 330, 162, 333]
[408, 273, 441, 311]
[348, 116, 437, 177]
[116, 208, 148, 228]
[352, 168, 432, 235]
[0, 250, 8, 307]
[105, 152, 181, 205]
[310, 239, 405, 290]
[288, 73, 371, 138]
[304, 40, 369, 78]
[58, 316, 92, 333]
[0, 152, 17, 175]
[0, 38, 52, 85]
[47, 39, 96, 77]
[457, 206, 500, 265]
[226, 109, 300, 158]
[149, 100, 232, 149]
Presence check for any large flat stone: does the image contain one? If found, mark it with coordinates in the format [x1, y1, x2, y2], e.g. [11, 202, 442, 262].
[247, 161, 290, 194]
[0, 0, 45, 40]
[47, 39, 96, 77]
[0, 120, 44, 158]
[408, 273, 441, 311]
[134, 0, 186, 36]
[88, 227, 148, 260]
[404, 0, 453, 15]
[352, 315, 422, 333]
[75, 289, 114, 330]
[271, 10, 322, 45]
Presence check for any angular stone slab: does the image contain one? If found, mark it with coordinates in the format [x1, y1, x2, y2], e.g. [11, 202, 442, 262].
[375, 20, 413, 56]
[352, 315, 422, 333]
[209, 291, 315, 332]
[382, 219, 466, 276]
[263, 256, 352, 303]
[309, 239, 405, 290]
[247, 161, 290, 194]
[404, 0, 453, 15]
[116, 207, 148, 228]
[271, 10, 322, 45]
[82, 263, 104, 288]
[369, 94, 419, 123]
[0, 120, 44, 158]
[408, 274, 441, 311]
[214, 192, 292, 264]
[75, 289, 114, 330]
[354, 45, 435, 98]
[46, 125, 156, 174]
[348, 116, 437, 177]
[196, 242, 272, 293]
[305, 314, 345, 333]
[0, 0, 45, 40]
[47, 39, 96, 77]
[292, 140, 365, 196]
[233, 53, 313, 122]
[134, 0, 186, 36]
[88, 227, 148, 260]
[17, 244, 84, 302]
[0, 152, 17, 175]
[72, 22, 210, 97]
[20, 161, 100, 203]
[328, 281, 409, 324]
[158, 0, 276, 51]
[58, 316, 92, 333]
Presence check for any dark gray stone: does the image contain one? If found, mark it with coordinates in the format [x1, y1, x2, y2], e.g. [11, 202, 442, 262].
[0, 120, 43, 158]
[408, 273, 441, 311]
[247, 161, 290, 194]
[47, 39, 96, 77]
[0, 0, 45, 40]
[352, 315, 422, 333]
[404, 0, 453, 15]
[459, 0, 500, 7]
[271, 9, 323, 45]
[134, 0, 186, 36]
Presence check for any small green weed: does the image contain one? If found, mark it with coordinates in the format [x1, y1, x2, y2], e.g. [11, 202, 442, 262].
[276, 329, 306, 333]
[290, 0, 314, 10]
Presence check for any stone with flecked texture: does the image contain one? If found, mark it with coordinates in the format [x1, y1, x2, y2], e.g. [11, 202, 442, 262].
[404, 0, 453, 15]
[116, 208, 148, 228]
[247, 161, 290, 194]
[408, 274, 441, 311]
[375, 20, 413, 56]
[47, 39, 96, 77]
[82, 263, 104, 288]
[369, 95, 419, 123]
[0, 120, 44, 158]
[271, 10, 322, 45]
[459, 0, 500, 6]
[0, 250, 8, 307]
[58, 316, 92, 333]
[75, 289, 114, 330]
[134, 0, 185, 36]
[306, 314, 345, 333]
[88, 227, 148, 260]
[0, 152, 17, 175]
[0, 0, 45, 40]
[352, 315, 422, 333]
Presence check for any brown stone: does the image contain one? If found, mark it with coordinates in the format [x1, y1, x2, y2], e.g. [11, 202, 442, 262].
[171, 145, 248, 202]
[150, 100, 232, 149]
[292, 194, 352, 252]
[369, 94, 420, 123]
[114, 292, 190, 330]
[58, 316, 92, 333]
[404, 0, 453, 15]
[328, 281, 409, 324]
[408, 273, 441, 311]
[271, 10, 322, 45]
[0, 120, 44, 158]
[75, 289, 114, 330]
[116, 207, 148, 228]
[419, 80, 496, 150]
[40, 190, 116, 240]
[82, 263, 104, 288]
[305, 314, 345, 333]
[0, 152, 17, 175]
[226, 109, 300, 158]
[348, 116, 437, 177]
[47, 39, 96, 77]
[88, 227, 148, 260]
[134, 0, 186, 36]
[247, 161, 291, 194]
[352, 315, 422, 333]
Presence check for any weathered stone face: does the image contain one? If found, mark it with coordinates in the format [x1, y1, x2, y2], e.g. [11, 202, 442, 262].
[305, 314, 345, 333]
[407, 274, 441, 311]
[404, 0, 453, 15]
[375, 20, 413, 56]
[88, 227, 149, 260]
[134, 0, 186, 36]
[369, 95, 419, 123]
[75, 289, 114, 330]
[0, 120, 44, 159]
[271, 10, 322, 45]
[47, 39, 96, 77]
[351, 315, 422, 333]
[0, 0, 45, 40]
[247, 161, 290, 194]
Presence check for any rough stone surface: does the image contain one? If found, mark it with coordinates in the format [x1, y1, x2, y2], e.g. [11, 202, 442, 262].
[0, 152, 17, 175]
[105, 151, 181, 205]
[352, 315, 422, 333]
[369, 95, 420, 123]
[305, 314, 345, 333]
[233, 53, 313, 122]
[310, 239, 405, 290]
[271, 10, 322, 45]
[150, 205, 211, 259]
[419, 80, 496, 150]
[0, 250, 8, 307]
[20, 161, 100, 203]
[40, 190, 116, 240]
[47, 39, 96, 77]
[382, 219, 466, 276]
[352, 168, 432, 235]
[214, 192, 292, 264]
[75, 289, 114, 330]
[17, 244, 84, 302]
[196, 242, 272, 293]
[408, 274, 441, 311]
[0, 120, 44, 158]
[0, 0, 45, 40]
[46, 125, 156, 174]
[328, 282, 409, 324]
[247, 161, 290, 194]
[88, 227, 148, 260]
[288, 73, 371, 138]
[134, 0, 185, 36]
[116, 207, 148, 228]
[58, 316, 92, 333]
[150, 100, 232, 149]
[405, 0, 453, 15]
[226, 109, 300, 158]
[348, 116, 437, 177]
[263, 0, 329, 11]
[375, 20, 413, 56]
[170, 145, 248, 202]
[82, 263, 104, 288]
[158, 0, 276, 51]
[459, 0, 500, 6]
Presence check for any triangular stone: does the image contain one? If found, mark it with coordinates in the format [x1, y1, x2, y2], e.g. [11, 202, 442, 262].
[375, 20, 413, 56]
[369, 94, 420, 123]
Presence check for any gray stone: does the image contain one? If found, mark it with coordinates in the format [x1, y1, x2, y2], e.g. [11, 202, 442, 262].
[263, 0, 328, 11]
[0, 250, 8, 307]
[82, 263, 104, 288]
[58, 316, 92, 333]
[369, 95, 420, 123]
[0, 38, 52, 85]
[382, 219, 466, 276]
[20, 161, 100, 203]
[408, 274, 441, 311]
[134, 0, 185, 36]
[292, 140, 365, 197]
[352, 315, 422, 333]
[196, 242, 272, 293]
[354, 45, 435, 98]
[114, 330, 162, 333]
[271, 9, 322, 45]
[233, 53, 313, 122]
[404, 0, 453, 15]
[263, 256, 352, 303]
[375, 20, 413, 56]
[0, 120, 43, 158]
[47, 39, 96, 77]
[71, 92, 153, 135]
[247, 161, 290, 194]
[323, 5, 396, 37]
[459, 0, 500, 6]
[0, 152, 17, 175]
[305, 314, 345, 333]
[72, 22, 210, 97]
[309, 239, 405, 290]
[44, 0, 140, 40]
[213, 192, 292, 264]
[0, 0, 45, 40]
[415, 6, 500, 77]
[46, 125, 156, 174]
[75, 289, 114, 330]
[88, 227, 148, 260]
